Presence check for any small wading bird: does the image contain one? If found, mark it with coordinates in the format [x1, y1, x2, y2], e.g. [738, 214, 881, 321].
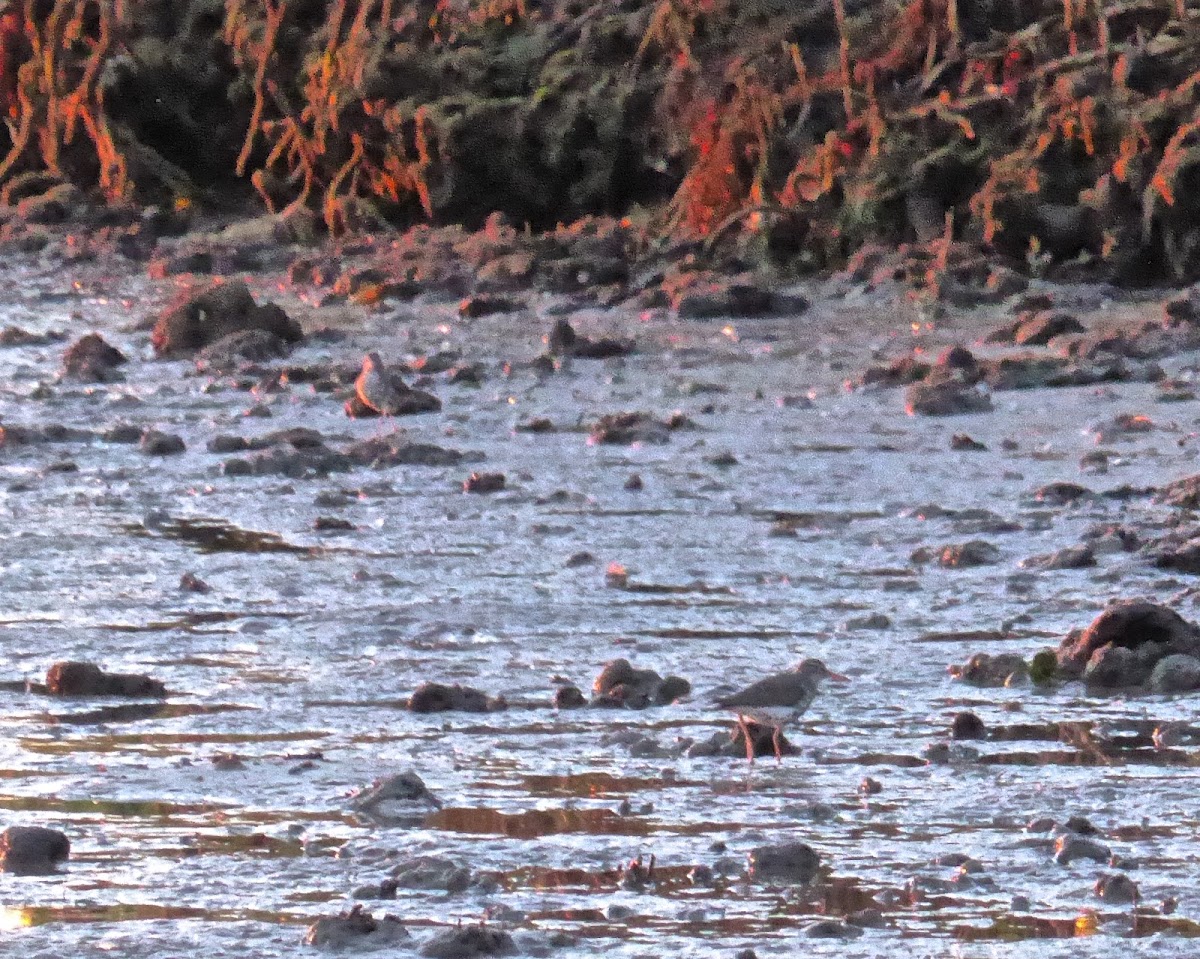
[355, 351, 407, 415]
[717, 658, 848, 764]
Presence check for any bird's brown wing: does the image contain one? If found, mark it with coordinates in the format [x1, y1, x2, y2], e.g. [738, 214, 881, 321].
[716, 672, 806, 708]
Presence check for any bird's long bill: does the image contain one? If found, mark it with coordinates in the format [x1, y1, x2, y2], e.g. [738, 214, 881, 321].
[826, 671, 850, 683]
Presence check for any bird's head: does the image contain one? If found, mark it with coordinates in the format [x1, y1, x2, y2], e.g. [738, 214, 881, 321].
[794, 658, 849, 685]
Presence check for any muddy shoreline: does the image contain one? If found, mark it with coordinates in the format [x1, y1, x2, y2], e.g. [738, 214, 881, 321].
[1, 224, 1200, 956]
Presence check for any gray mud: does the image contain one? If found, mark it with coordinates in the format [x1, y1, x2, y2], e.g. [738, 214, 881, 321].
[0, 261, 1197, 956]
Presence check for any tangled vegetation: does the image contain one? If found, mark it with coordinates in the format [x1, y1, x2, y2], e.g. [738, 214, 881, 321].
[4, 0, 1200, 283]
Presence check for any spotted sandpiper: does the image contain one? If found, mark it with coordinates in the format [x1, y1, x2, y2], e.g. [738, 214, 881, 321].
[716, 658, 848, 764]
[355, 352, 408, 415]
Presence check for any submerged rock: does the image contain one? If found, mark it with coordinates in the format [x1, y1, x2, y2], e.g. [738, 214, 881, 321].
[408, 682, 503, 713]
[905, 379, 992, 416]
[349, 771, 441, 823]
[390, 855, 473, 893]
[419, 924, 516, 958]
[591, 658, 690, 708]
[747, 842, 820, 884]
[152, 280, 302, 357]
[303, 906, 409, 949]
[1095, 873, 1139, 903]
[0, 825, 69, 875]
[62, 333, 126, 382]
[1056, 601, 1200, 689]
[195, 329, 292, 369]
[45, 662, 166, 698]
[948, 652, 1027, 687]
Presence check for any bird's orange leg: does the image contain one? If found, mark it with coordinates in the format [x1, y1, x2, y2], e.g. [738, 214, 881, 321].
[738, 717, 756, 765]
[772, 726, 783, 764]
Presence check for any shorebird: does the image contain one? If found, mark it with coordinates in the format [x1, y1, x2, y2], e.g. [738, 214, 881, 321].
[355, 352, 409, 415]
[717, 658, 848, 764]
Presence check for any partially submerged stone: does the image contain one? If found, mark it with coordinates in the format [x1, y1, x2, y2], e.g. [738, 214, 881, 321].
[152, 280, 302, 357]
[747, 841, 820, 884]
[45, 661, 166, 698]
[62, 333, 126, 382]
[0, 825, 69, 875]
[418, 924, 516, 958]
[408, 681, 502, 713]
[303, 906, 409, 949]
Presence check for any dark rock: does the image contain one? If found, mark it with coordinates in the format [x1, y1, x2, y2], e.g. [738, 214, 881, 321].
[592, 658, 683, 708]
[589, 412, 676, 445]
[1095, 873, 1139, 903]
[419, 925, 516, 959]
[313, 516, 354, 532]
[747, 842, 820, 884]
[1013, 310, 1085, 345]
[858, 777, 882, 796]
[804, 919, 863, 939]
[0, 825, 69, 875]
[343, 437, 463, 469]
[1054, 833, 1110, 865]
[458, 295, 520, 318]
[950, 652, 1028, 686]
[1156, 473, 1200, 508]
[195, 329, 290, 368]
[350, 771, 442, 823]
[463, 472, 505, 494]
[950, 433, 987, 451]
[934, 540, 1001, 568]
[1057, 601, 1200, 680]
[905, 380, 992, 416]
[45, 661, 166, 698]
[179, 572, 210, 593]
[1149, 654, 1200, 693]
[1020, 545, 1096, 570]
[859, 355, 930, 387]
[624, 473, 644, 490]
[62, 333, 126, 382]
[141, 430, 186, 455]
[303, 906, 409, 949]
[151, 280, 302, 357]
[1032, 482, 1092, 505]
[951, 711, 986, 739]
[408, 682, 499, 714]
[547, 318, 634, 359]
[553, 685, 587, 709]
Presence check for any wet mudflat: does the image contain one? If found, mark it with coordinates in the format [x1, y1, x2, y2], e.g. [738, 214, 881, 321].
[2, 260, 1200, 957]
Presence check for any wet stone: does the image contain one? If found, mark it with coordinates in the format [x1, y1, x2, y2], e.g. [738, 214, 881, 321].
[62, 332, 126, 382]
[1149, 654, 1200, 693]
[303, 906, 409, 949]
[141, 430, 186, 456]
[1019, 545, 1096, 570]
[1054, 834, 1111, 866]
[408, 681, 501, 713]
[1095, 873, 1139, 903]
[152, 280, 302, 358]
[463, 472, 505, 494]
[951, 711, 986, 739]
[45, 661, 166, 698]
[746, 842, 820, 885]
[905, 380, 993, 416]
[0, 825, 69, 875]
[418, 924, 516, 959]
[1057, 601, 1200, 683]
[179, 572, 210, 593]
[553, 685, 586, 709]
[950, 433, 987, 451]
[949, 652, 1028, 687]
[390, 855, 473, 893]
[195, 329, 291, 369]
[804, 919, 863, 939]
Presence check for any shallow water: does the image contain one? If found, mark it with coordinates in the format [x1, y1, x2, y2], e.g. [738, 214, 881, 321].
[1, 261, 1199, 956]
